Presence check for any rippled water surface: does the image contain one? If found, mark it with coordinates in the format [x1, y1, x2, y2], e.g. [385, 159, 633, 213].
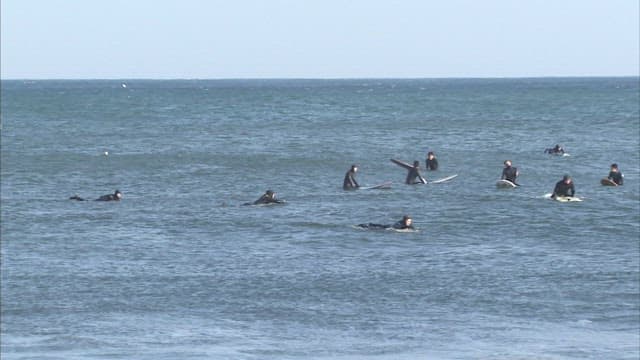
[2, 78, 639, 359]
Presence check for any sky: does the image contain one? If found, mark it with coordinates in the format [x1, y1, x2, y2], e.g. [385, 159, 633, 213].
[1, 0, 638, 79]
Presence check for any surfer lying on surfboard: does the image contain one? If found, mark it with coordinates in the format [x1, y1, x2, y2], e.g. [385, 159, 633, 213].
[69, 189, 123, 201]
[501, 160, 519, 185]
[357, 215, 415, 231]
[545, 144, 566, 155]
[551, 175, 575, 199]
[244, 190, 285, 205]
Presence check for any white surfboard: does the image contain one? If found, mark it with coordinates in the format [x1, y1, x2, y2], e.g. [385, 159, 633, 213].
[496, 179, 518, 188]
[429, 174, 458, 184]
[359, 181, 392, 190]
[554, 196, 582, 202]
[543, 193, 582, 202]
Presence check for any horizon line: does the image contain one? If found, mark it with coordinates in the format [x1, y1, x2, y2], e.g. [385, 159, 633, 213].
[1, 74, 639, 81]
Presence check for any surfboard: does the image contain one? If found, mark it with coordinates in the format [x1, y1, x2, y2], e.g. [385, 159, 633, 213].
[543, 193, 582, 202]
[243, 200, 286, 206]
[390, 158, 413, 170]
[600, 178, 618, 186]
[359, 181, 392, 190]
[553, 196, 582, 202]
[429, 174, 458, 184]
[496, 179, 518, 188]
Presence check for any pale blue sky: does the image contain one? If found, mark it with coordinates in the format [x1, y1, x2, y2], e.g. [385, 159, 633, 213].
[1, 0, 638, 79]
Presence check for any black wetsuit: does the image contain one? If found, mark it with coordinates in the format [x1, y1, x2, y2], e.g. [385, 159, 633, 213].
[391, 220, 415, 230]
[251, 194, 285, 205]
[545, 147, 565, 154]
[96, 193, 121, 201]
[70, 192, 121, 201]
[501, 166, 518, 184]
[343, 170, 359, 190]
[406, 167, 426, 184]
[425, 158, 438, 171]
[608, 171, 624, 185]
[552, 180, 575, 197]
[357, 220, 415, 230]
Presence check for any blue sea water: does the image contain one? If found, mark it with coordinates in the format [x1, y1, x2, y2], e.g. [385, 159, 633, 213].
[1, 78, 639, 359]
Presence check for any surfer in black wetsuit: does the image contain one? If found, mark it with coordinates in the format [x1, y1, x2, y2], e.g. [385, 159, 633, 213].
[425, 152, 438, 171]
[96, 190, 123, 201]
[545, 144, 565, 155]
[501, 160, 519, 185]
[343, 164, 360, 190]
[552, 175, 575, 198]
[247, 190, 285, 205]
[608, 163, 624, 185]
[406, 161, 427, 184]
[357, 215, 415, 230]
[70, 190, 122, 201]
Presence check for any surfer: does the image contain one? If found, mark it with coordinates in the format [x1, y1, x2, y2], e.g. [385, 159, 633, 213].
[70, 190, 122, 201]
[406, 161, 427, 184]
[545, 144, 565, 155]
[501, 160, 519, 185]
[357, 215, 415, 230]
[247, 190, 285, 205]
[343, 164, 360, 190]
[551, 175, 575, 199]
[425, 152, 438, 171]
[96, 190, 123, 201]
[607, 163, 624, 185]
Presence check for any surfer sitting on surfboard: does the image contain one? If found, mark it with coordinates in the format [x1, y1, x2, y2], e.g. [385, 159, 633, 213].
[607, 163, 624, 185]
[247, 190, 285, 205]
[70, 190, 123, 201]
[406, 160, 427, 184]
[425, 152, 438, 171]
[501, 160, 519, 185]
[545, 144, 565, 155]
[551, 175, 575, 199]
[357, 215, 415, 230]
[343, 164, 360, 190]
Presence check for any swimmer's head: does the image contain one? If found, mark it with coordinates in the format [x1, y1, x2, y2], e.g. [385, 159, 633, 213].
[413, 160, 420, 167]
[504, 160, 512, 167]
[403, 215, 412, 226]
[114, 190, 122, 199]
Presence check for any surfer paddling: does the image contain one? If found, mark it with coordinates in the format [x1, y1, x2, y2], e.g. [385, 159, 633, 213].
[245, 190, 285, 205]
[69, 190, 123, 201]
[607, 163, 624, 185]
[357, 215, 415, 230]
[501, 160, 519, 185]
[343, 164, 360, 190]
[551, 175, 575, 199]
[545, 144, 566, 155]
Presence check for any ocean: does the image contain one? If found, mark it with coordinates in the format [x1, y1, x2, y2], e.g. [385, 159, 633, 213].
[1, 78, 639, 359]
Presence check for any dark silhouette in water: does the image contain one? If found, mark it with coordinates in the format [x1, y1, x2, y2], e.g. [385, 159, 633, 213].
[70, 190, 122, 201]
